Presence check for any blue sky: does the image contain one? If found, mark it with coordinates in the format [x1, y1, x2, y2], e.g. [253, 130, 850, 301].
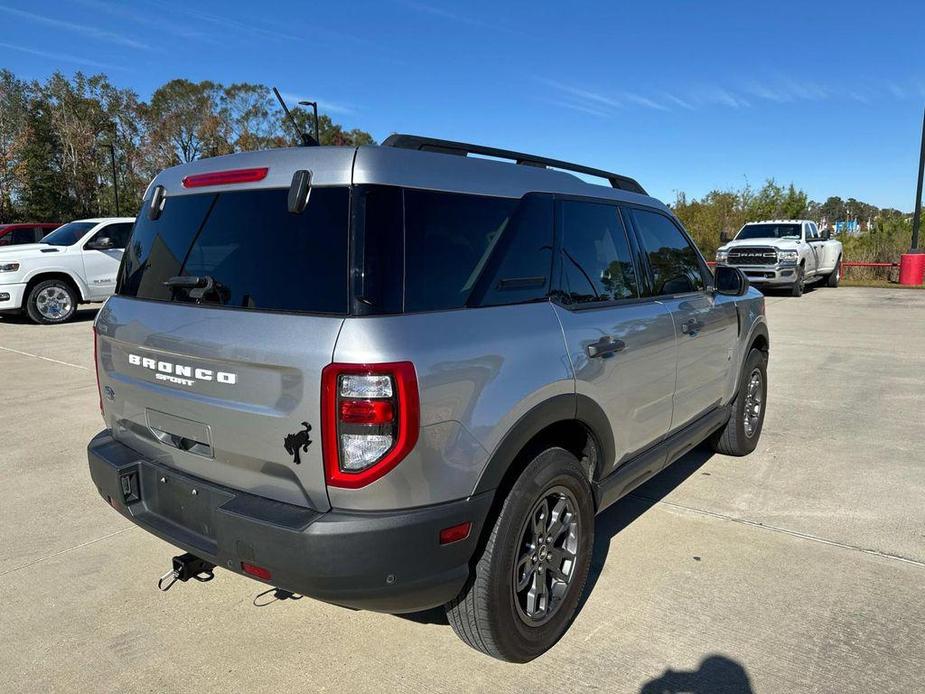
[2, 0, 923, 210]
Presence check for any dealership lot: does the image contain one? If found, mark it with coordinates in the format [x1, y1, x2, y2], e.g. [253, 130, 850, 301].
[1, 287, 923, 693]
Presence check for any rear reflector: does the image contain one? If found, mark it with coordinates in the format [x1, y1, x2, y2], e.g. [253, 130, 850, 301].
[241, 562, 272, 580]
[182, 167, 269, 188]
[439, 522, 472, 545]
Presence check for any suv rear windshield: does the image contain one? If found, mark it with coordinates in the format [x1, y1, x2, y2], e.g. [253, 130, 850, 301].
[117, 187, 350, 314]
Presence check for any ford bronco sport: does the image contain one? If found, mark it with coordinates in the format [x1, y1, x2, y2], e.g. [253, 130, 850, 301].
[88, 135, 769, 662]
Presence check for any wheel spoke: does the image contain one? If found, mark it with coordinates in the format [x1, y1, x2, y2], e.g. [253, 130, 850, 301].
[532, 499, 549, 538]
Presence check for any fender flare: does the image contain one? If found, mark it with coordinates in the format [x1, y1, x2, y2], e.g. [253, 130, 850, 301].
[22, 268, 90, 301]
[472, 393, 615, 495]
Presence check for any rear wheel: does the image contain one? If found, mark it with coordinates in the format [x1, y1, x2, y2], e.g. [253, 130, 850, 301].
[711, 348, 768, 456]
[445, 447, 594, 662]
[826, 257, 841, 287]
[25, 279, 77, 324]
[790, 265, 804, 297]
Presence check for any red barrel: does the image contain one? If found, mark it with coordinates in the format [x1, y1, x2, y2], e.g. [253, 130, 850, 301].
[899, 253, 925, 285]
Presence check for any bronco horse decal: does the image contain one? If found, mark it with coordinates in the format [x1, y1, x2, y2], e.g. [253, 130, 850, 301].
[283, 422, 312, 464]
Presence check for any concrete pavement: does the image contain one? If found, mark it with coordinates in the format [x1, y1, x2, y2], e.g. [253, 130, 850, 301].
[1, 287, 923, 693]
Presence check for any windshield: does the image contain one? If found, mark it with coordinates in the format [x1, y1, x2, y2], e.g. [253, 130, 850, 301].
[42, 222, 97, 246]
[736, 223, 802, 241]
[118, 187, 350, 314]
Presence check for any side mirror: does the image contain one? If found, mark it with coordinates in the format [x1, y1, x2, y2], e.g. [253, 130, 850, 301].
[86, 237, 114, 251]
[820, 230, 831, 241]
[719, 231, 731, 243]
[714, 266, 749, 296]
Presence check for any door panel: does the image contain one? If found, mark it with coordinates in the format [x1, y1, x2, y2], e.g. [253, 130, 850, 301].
[659, 293, 738, 429]
[555, 302, 677, 476]
[627, 207, 738, 432]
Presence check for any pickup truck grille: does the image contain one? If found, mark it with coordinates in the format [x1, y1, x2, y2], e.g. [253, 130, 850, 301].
[727, 247, 778, 266]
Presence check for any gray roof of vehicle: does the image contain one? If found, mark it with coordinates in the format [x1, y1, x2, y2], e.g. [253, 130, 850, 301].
[151, 144, 670, 213]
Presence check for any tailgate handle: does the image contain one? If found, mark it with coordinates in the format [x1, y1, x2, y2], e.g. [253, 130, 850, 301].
[145, 409, 213, 458]
[150, 427, 213, 458]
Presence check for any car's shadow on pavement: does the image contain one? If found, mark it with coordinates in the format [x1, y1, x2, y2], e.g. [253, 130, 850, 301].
[399, 444, 717, 628]
[640, 654, 754, 694]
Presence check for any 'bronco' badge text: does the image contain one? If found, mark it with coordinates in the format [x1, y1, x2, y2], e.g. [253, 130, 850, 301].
[128, 353, 237, 387]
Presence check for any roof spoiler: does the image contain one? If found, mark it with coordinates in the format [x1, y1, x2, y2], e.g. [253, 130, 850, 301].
[381, 134, 647, 195]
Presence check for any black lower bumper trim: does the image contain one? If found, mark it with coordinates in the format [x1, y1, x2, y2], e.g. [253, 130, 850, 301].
[88, 431, 493, 613]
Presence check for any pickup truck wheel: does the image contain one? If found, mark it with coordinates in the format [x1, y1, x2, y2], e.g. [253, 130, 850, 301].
[25, 279, 77, 324]
[826, 258, 841, 287]
[711, 348, 768, 456]
[445, 447, 593, 662]
[790, 266, 804, 297]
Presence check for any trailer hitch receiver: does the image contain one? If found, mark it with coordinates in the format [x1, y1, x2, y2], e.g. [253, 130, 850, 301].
[157, 553, 216, 592]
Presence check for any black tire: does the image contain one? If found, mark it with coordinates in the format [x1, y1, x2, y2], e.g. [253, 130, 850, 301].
[711, 348, 768, 456]
[445, 448, 594, 662]
[25, 279, 77, 324]
[826, 257, 841, 287]
[790, 265, 804, 297]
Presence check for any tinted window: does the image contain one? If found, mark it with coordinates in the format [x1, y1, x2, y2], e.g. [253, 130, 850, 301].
[471, 195, 554, 308]
[92, 222, 133, 249]
[736, 223, 802, 241]
[10, 228, 36, 244]
[118, 187, 349, 314]
[557, 201, 639, 304]
[403, 189, 517, 312]
[42, 221, 96, 246]
[631, 209, 705, 295]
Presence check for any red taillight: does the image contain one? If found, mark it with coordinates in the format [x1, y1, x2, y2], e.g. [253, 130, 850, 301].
[339, 398, 394, 424]
[92, 324, 103, 417]
[181, 167, 268, 188]
[321, 362, 420, 489]
[439, 522, 472, 545]
[241, 562, 272, 581]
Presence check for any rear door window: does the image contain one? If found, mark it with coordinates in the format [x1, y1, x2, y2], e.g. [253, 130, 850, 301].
[556, 200, 639, 305]
[10, 228, 35, 244]
[118, 187, 349, 314]
[630, 208, 706, 295]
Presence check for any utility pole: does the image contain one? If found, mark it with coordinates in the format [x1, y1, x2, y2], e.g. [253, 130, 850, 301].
[911, 106, 924, 250]
[108, 142, 120, 217]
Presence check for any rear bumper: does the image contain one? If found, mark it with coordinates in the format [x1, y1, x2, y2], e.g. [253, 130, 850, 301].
[88, 430, 493, 613]
[0, 282, 26, 310]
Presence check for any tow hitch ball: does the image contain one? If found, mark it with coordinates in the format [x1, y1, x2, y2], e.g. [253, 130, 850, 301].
[157, 553, 216, 592]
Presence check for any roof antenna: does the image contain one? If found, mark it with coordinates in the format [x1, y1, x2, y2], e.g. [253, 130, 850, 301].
[273, 87, 318, 147]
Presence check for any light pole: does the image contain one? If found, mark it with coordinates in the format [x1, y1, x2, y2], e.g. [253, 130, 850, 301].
[298, 100, 320, 145]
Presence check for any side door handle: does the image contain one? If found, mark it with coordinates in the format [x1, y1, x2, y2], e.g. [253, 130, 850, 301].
[681, 318, 703, 336]
[586, 336, 626, 358]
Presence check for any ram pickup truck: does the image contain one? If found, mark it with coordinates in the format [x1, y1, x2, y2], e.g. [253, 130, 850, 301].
[0, 217, 134, 324]
[715, 219, 843, 296]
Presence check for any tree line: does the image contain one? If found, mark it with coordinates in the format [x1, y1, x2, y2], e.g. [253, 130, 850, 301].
[1, 70, 913, 271]
[0, 70, 373, 223]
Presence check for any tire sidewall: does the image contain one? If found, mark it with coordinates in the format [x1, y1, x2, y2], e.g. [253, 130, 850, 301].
[484, 449, 594, 662]
[791, 266, 804, 297]
[26, 280, 77, 324]
[732, 349, 768, 453]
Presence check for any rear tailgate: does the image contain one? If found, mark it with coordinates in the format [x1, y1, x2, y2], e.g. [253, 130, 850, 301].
[97, 298, 340, 511]
[95, 154, 355, 512]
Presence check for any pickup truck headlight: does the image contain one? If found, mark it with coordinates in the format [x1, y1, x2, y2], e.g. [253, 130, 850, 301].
[715, 250, 729, 263]
[0, 262, 21, 273]
[777, 250, 798, 265]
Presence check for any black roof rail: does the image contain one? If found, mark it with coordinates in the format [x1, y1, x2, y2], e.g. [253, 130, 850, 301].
[381, 134, 647, 195]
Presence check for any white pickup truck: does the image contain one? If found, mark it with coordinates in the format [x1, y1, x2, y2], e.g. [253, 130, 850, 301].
[0, 217, 135, 324]
[715, 219, 843, 297]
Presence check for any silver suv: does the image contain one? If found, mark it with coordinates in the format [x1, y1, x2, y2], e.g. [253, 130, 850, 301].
[87, 135, 769, 662]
